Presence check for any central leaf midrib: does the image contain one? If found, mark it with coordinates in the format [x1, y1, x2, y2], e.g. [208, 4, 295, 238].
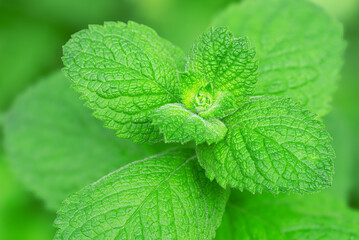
[116, 155, 197, 234]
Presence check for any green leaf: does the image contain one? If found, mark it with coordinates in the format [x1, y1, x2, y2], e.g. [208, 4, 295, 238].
[54, 150, 230, 240]
[188, 27, 258, 97]
[181, 27, 258, 119]
[213, 0, 345, 116]
[62, 21, 185, 142]
[152, 103, 227, 144]
[216, 191, 359, 240]
[197, 96, 335, 193]
[3, 71, 165, 210]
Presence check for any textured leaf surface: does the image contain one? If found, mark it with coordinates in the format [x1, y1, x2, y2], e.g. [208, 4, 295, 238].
[63, 21, 185, 142]
[197, 97, 335, 193]
[189, 27, 257, 97]
[181, 27, 257, 119]
[4, 72, 164, 210]
[54, 150, 230, 240]
[152, 103, 227, 144]
[213, 0, 345, 116]
[216, 191, 359, 240]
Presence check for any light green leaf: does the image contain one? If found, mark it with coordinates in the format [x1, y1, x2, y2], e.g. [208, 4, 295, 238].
[54, 150, 230, 240]
[62, 21, 185, 142]
[4, 71, 165, 210]
[181, 27, 258, 119]
[188, 27, 258, 97]
[152, 103, 227, 144]
[213, 0, 345, 116]
[216, 191, 359, 240]
[197, 96, 335, 193]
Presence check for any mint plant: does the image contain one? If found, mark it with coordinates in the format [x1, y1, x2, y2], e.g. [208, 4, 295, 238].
[55, 18, 334, 240]
[4, 0, 354, 239]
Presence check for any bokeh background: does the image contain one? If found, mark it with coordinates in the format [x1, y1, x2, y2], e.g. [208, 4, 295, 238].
[0, 0, 358, 239]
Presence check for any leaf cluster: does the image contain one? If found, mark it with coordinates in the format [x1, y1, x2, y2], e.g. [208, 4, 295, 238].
[3, 0, 352, 239]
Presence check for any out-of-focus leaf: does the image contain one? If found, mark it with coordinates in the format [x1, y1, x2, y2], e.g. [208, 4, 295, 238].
[4, 71, 168, 210]
[323, 109, 354, 200]
[216, 191, 359, 240]
[213, 0, 345, 117]
[126, 0, 237, 50]
[310, 0, 359, 22]
[0, 151, 55, 240]
[341, 15, 359, 210]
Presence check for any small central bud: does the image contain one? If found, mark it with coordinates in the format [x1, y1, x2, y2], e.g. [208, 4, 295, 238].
[194, 84, 214, 114]
[196, 92, 212, 107]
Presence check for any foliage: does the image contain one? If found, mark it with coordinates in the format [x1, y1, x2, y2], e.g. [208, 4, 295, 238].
[3, 0, 355, 239]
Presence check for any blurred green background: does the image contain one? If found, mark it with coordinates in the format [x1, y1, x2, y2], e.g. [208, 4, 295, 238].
[0, 0, 358, 239]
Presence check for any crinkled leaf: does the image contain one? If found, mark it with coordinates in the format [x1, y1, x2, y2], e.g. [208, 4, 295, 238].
[213, 0, 345, 116]
[188, 27, 257, 96]
[62, 21, 185, 142]
[197, 96, 335, 193]
[54, 150, 230, 240]
[181, 27, 257, 119]
[4, 72, 164, 210]
[216, 191, 359, 240]
[152, 103, 227, 144]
